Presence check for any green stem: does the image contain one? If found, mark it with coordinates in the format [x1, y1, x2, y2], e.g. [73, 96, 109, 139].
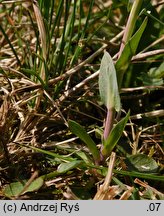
[118, 0, 143, 58]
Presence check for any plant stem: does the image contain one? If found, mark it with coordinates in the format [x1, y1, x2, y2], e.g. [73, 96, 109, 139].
[101, 108, 115, 161]
[118, 0, 143, 58]
[103, 108, 115, 140]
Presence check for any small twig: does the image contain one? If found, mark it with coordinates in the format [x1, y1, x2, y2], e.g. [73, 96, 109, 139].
[103, 152, 116, 189]
[15, 171, 39, 199]
[58, 70, 99, 103]
[153, 0, 164, 7]
[121, 85, 164, 92]
[94, 152, 116, 200]
[119, 187, 134, 200]
[43, 90, 68, 127]
[139, 35, 164, 53]
[81, 38, 119, 47]
[11, 30, 124, 95]
[130, 109, 164, 120]
[132, 49, 164, 61]
[1, 0, 27, 3]
[134, 178, 164, 198]
[147, 137, 164, 155]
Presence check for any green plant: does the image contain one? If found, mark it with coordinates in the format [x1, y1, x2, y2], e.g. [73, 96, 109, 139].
[68, 0, 148, 163]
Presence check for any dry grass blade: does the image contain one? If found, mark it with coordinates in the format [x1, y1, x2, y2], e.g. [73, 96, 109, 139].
[130, 109, 164, 119]
[31, 0, 47, 109]
[63, 187, 80, 200]
[31, 0, 47, 66]
[132, 49, 164, 61]
[94, 185, 123, 200]
[15, 170, 39, 199]
[134, 178, 164, 199]
[0, 95, 16, 162]
[119, 187, 134, 200]
[94, 152, 135, 200]
[11, 30, 124, 95]
[94, 152, 116, 200]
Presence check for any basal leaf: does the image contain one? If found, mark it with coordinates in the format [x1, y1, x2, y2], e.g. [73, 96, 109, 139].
[101, 111, 130, 157]
[25, 177, 44, 193]
[125, 154, 159, 173]
[68, 120, 100, 162]
[99, 51, 121, 112]
[3, 177, 44, 198]
[57, 160, 82, 173]
[4, 180, 26, 197]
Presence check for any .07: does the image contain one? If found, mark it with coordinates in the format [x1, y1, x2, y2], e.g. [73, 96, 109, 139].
[147, 203, 161, 212]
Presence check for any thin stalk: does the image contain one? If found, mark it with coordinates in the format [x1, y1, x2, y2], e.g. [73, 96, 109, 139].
[118, 0, 143, 58]
[103, 108, 115, 140]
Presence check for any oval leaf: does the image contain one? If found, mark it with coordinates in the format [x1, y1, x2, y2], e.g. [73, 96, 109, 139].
[3, 177, 44, 198]
[125, 154, 159, 173]
[57, 160, 82, 173]
[99, 51, 121, 112]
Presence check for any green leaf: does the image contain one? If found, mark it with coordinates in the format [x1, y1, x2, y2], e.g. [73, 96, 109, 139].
[116, 17, 148, 85]
[21, 68, 46, 87]
[140, 61, 164, 86]
[95, 127, 103, 140]
[75, 151, 92, 164]
[57, 160, 82, 173]
[20, 144, 74, 162]
[125, 154, 159, 173]
[102, 111, 130, 156]
[99, 51, 121, 112]
[0, 25, 21, 66]
[3, 177, 44, 198]
[113, 169, 164, 181]
[149, 62, 164, 79]
[141, 73, 163, 86]
[68, 120, 100, 162]
[86, 163, 164, 181]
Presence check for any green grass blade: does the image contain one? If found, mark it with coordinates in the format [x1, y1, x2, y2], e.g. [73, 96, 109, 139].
[0, 25, 21, 66]
[140, 8, 164, 26]
[63, 1, 77, 70]
[70, 0, 94, 66]
[113, 170, 164, 181]
[68, 120, 100, 162]
[50, 0, 64, 39]
[20, 144, 74, 162]
[88, 164, 164, 182]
